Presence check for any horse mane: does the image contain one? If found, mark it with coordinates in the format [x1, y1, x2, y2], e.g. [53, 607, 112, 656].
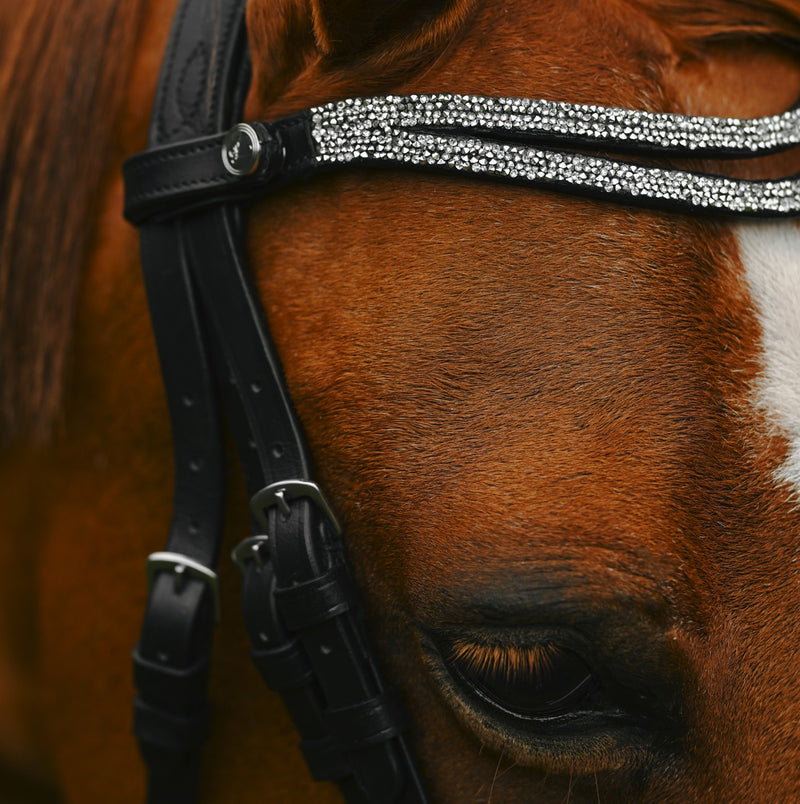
[1, 0, 799, 447]
[0, 0, 145, 444]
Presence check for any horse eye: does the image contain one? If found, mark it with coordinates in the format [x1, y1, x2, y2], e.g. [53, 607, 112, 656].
[446, 639, 597, 720]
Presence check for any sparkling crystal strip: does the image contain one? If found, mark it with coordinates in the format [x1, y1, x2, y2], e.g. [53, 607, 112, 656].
[311, 94, 800, 156]
[311, 121, 800, 216]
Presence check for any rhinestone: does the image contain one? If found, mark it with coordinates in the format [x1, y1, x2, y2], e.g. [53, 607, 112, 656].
[308, 93, 800, 216]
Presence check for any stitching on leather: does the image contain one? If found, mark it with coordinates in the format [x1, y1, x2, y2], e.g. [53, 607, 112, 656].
[176, 43, 209, 132]
[128, 139, 221, 174]
[155, 0, 191, 144]
[127, 173, 233, 205]
[206, 4, 240, 130]
[128, 112, 319, 210]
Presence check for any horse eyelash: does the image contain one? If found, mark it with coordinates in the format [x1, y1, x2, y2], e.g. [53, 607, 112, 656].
[449, 639, 564, 680]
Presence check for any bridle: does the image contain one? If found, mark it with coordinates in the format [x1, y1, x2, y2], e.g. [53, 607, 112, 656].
[120, 0, 800, 802]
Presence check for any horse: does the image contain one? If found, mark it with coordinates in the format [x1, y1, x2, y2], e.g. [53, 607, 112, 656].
[2, 0, 800, 801]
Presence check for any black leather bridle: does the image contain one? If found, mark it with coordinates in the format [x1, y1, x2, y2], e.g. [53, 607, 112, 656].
[121, 0, 800, 802]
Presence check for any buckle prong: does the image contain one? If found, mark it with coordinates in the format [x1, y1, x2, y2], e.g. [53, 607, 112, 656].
[172, 563, 186, 592]
[231, 535, 270, 573]
[274, 489, 291, 517]
[250, 480, 341, 534]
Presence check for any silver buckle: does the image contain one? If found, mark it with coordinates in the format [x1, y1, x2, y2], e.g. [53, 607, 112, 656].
[146, 552, 221, 623]
[230, 535, 270, 573]
[250, 480, 341, 534]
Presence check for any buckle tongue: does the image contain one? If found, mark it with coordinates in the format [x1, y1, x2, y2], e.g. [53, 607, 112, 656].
[250, 480, 341, 534]
[230, 535, 270, 573]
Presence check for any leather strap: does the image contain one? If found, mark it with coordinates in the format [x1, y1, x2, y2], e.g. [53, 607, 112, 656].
[124, 114, 316, 224]
[128, 0, 428, 801]
[273, 564, 354, 631]
[132, 1, 248, 801]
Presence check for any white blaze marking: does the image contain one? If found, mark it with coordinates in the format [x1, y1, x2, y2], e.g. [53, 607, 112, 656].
[736, 221, 800, 497]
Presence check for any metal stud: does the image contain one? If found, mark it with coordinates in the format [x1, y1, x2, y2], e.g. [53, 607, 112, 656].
[221, 123, 261, 177]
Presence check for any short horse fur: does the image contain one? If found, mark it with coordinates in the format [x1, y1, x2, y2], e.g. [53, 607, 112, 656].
[2, 0, 800, 801]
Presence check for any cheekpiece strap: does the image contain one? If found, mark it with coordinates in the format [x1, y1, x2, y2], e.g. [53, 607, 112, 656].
[131, 0, 248, 802]
[129, 0, 429, 802]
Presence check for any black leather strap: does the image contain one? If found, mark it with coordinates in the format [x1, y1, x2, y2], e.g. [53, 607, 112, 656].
[324, 695, 405, 750]
[274, 564, 355, 631]
[131, 0, 248, 801]
[251, 639, 314, 691]
[123, 113, 317, 224]
[133, 222, 223, 804]
[237, 541, 427, 803]
[124, 88, 800, 225]
[128, 0, 428, 801]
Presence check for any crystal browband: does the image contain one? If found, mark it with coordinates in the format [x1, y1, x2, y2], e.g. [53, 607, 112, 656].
[314, 94, 800, 156]
[123, 93, 800, 224]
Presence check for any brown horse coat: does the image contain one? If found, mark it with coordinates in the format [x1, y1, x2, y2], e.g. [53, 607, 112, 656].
[2, 0, 800, 801]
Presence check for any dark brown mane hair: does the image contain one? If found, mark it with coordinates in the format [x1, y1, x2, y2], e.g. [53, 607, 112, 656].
[0, 0, 145, 444]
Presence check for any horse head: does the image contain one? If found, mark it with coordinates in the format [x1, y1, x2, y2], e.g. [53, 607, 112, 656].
[2, 0, 800, 801]
[242, 1, 800, 798]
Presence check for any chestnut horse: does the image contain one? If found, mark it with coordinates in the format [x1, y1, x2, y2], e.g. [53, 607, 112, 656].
[2, 0, 800, 801]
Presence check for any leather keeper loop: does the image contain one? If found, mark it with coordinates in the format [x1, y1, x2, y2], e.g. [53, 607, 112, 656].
[324, 695, 404, 751]
[250, 639, 314, 691]
[300, 735, 349, 781]
[274, 564, 354, 631]
[133, 696, 211, 753]
[133, 648, 210, 710]
[123, 112, 316, 225]
[273, 113, 318, 181]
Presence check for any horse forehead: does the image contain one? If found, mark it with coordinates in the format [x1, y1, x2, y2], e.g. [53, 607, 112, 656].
[258, 182, 757, 533]
[261, 175, 749, 417]
[255, 179, 800, 674]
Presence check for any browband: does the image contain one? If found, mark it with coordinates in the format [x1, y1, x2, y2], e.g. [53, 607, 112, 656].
[124, 93, 800, 225]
